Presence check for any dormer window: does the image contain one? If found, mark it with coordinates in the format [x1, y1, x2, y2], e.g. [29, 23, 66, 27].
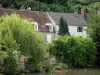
[31, 22, 38, 31]
[49, 25, 53, 32]
[45, 23, 53, 32]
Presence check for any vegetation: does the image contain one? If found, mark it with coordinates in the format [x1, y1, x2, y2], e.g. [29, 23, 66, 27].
[6, 51, 20, 75]
[0, 0, 100, 72]
[0, 0, 100, 12]
[49, 35, 96, 67]
[0, 26, 20, 74]
[87, 14, 100, 67]
[0, 14, 47, 74]
[58, 16, 70, 35]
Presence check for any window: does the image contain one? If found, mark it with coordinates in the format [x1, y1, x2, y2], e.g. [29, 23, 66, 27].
[45, 23, 53, 32]
[77, 27, 83, 32]
[49, 25, 53, 32]
[34, 24, 38, 30]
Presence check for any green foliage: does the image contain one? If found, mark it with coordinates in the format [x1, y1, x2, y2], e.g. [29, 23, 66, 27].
[0, 51, 6, 71]
[55, 63, 67, 69]
[87, 14, 100, 66]
[49, 4, 67, 12]
[89, 2, 100, 10]
[87, 14, 100, 44]
[0, 14, 47, 72]
[69, 4, 83, 12]
[49, 35, 96, 67]
[0, 0, 100, 13]
[58, 16, 70, 35]
[6, 50, 20, 75]
[78, 0, 92, 4]
[39, 3, 50, 11]
[0, 22, 20, 74]
[8, 4, 15, 9]
[24, 0, 39, 10]
[0, 51, 7, 58]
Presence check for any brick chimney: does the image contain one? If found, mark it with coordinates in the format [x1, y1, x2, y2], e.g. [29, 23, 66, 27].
[97, 8, 100, 14]
[81, 8, 85, 18]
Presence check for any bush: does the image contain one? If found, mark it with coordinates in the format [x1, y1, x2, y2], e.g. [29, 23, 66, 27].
[0, 14, 47, 73]
[49, 35, 96, 67]
[87, 14, 100, 67]
[6, 50, 20, 75]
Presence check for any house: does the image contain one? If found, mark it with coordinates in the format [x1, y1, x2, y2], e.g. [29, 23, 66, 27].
[0, 8, 87, 43]
[0, 8, 56, 43]
[48, 9, 87, 37]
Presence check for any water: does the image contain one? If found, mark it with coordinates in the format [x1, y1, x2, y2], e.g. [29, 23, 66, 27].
[0, 69, 100, 75]
[26, 69, 100, 75]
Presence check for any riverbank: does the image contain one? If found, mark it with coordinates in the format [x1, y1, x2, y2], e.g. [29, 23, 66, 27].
[0, 69, 100, 75]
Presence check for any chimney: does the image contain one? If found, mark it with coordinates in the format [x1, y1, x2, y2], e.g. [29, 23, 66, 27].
[97, 8, 100, 14]
[81, 8, 85, 18]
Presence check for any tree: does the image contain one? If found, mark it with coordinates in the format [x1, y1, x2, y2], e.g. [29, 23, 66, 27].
[0, 25, 20, 75]
[0, 0, 99, 13]
[58, 16, 70, 35]
[49, 35, 96, 67]
[0, 14, 46, 72]
[87, 14, 100, 67]
[8, 4, 15, 9]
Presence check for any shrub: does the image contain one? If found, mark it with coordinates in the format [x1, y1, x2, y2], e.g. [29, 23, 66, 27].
[49, 35, 96, 67]
[6, 50, 20, 75]
[0, 14, 47, 73]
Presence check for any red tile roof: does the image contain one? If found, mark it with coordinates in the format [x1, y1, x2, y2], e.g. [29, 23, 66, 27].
[0, 8, 52, 32]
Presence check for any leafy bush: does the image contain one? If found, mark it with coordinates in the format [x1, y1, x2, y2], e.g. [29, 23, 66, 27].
[49, 35, 96, 67]
[87, 14, 100, 66]
[0, 25, 20, 74]
[54, 63, 67, 69]
[6, 50, 20, 75]
[0, 14, 47, 73]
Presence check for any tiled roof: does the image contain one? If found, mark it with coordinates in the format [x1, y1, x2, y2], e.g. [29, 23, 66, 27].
[0, 8, 51, 32]
[48, 12, 87, 26]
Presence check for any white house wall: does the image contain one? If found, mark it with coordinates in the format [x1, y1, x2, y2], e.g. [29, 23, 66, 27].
[38, 32, 56, 43]
[56, 25, 87, 37]
[69, 26, 87, 37]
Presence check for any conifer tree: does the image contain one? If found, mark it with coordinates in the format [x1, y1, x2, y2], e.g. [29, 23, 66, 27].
[58, 16, 70, 35]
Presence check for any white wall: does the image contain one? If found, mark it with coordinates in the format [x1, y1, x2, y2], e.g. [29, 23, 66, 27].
[56, 25, 87, 37]
[38, 32, 56, 43]
[69, 26, 87, 37]
[47, 34, 51, 43]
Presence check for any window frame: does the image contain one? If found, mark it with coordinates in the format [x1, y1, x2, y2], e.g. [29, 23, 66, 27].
[45, 23, 53, 32]
[77, 26, 83, 32]
[32, 22, 38, 31]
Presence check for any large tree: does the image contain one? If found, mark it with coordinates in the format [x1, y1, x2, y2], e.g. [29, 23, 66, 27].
[0, 14, 46, 72]
[87, 14, 100, 67]
[58, 16, 70, 35]
[0, 0, 99, 12]
[0, 0, 24, 9]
